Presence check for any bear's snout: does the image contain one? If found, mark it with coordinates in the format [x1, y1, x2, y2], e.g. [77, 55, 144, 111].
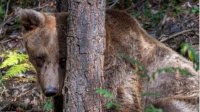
[44, 87, 58, 97]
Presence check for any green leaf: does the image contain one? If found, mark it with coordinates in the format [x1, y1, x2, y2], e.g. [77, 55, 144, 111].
[95, 88, 113, 99]
[180, 43, 189, 56]
[156, 67, 176, 74]
[194, 53, 199, 70]
[153, 67, 193, 80]
[43, 100, 53, 111]
[0, 53, 19, 68]
[180, 43, 199, 71]
[191, 7, 199, 14]
[106, 102, 115, 109]
[188, 49, 195, 62]
[0, 51, 35, 81]
[0, 6, 5, 18]
[139, 65, 145, 71]
[145, 105, 163, 112]
[178, 68, 193, 76]
[1, 63, 29, 80]
[165, 67, 175, 73]
[105, 101, 120, 110]
[118, 53, 148, 79]
[0, 51, 29, 69]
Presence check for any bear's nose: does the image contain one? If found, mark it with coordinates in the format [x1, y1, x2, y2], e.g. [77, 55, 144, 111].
[44, 87, 57, 97]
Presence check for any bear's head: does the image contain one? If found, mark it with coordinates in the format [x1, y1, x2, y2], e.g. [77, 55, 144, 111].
[19, 9, 67, 97]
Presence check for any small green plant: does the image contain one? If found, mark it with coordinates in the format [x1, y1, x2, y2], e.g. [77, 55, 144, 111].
[180, 43, 199, 71]
[145, 105, 163, 112]
[0, 5, 5, 22]
[172, 6, 184, 16]
[96, 88, 114, 99]
[142, 92, 160, 97]
[118, 53, 149, 79]
[96, 88, 120, 110]
[0, 51, 35, 81]
[152, 67, 193, 79]
[0, 5, 4, 16]
[43, 99, 53, 111]
[133, 1, 165, 29]
[119, 53, 194, 80]
[191, 7, 199, 14]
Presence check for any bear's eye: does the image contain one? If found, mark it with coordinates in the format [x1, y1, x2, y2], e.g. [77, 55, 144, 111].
[59, 58, 66, 69]
[35, 56, 45, 67]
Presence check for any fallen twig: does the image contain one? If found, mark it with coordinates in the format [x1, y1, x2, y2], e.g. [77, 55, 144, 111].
[0, 15, 17, 35]
[15, 89, 32, 101]
[160, 29, 196, 42]
[0, 38, 13, 44]
[3, 0, 10, 21]
[122, 0, 146, 11]
[108, 0, 119, 9]
[32, 2, 51, 10]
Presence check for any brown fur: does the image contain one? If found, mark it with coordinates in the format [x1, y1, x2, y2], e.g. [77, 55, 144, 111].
[19, 9, 67, 112]
[105, 10, 198, 112]
[19, 9, 199, 112]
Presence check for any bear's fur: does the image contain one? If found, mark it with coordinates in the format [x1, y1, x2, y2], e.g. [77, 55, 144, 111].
[19, 9, 199, 112]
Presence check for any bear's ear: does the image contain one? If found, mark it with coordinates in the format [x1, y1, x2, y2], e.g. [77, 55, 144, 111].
[19, 9, 45, 31]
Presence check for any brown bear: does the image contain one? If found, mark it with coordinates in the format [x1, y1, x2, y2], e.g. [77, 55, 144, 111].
[19, 9, 198, 112]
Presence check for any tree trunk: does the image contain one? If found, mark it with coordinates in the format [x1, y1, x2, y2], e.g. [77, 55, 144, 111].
[63, 0, 106, 111]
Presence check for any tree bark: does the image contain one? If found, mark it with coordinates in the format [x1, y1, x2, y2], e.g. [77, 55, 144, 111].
[63, 0, 106, 111]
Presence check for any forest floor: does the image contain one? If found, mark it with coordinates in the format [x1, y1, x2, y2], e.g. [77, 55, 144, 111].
[0, 0, 199, 112]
